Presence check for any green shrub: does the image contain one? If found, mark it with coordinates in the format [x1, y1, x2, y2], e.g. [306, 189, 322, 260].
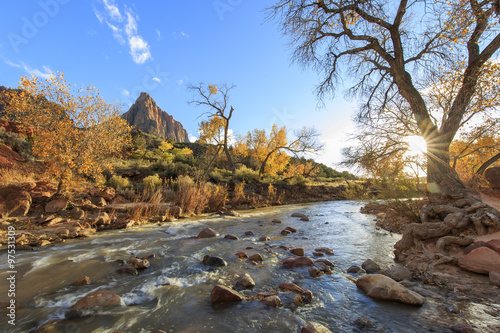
[0, 127, 33, 160]
[234, 165, 260, 183]
[108, 175, 131, 190]
[143, 174, 163, 191]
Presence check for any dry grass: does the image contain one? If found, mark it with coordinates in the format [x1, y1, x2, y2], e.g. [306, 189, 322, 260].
[0, 167, 38, 186]
[231, 181, 246, 208]
[128, 188, 164, 221]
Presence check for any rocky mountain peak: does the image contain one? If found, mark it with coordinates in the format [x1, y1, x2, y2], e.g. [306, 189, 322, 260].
[121, 92, 189, 142]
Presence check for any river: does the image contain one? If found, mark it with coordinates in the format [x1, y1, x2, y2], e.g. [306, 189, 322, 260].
[1, 200, 498, 332]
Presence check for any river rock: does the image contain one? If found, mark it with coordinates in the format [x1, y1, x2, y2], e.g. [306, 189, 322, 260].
[300, 322, 332, 333]
[210, 285, 244, 304]
[91, 196, 107, 207]
[69, 207, 85, 220]
[463, 241, 488, 255]
[0, 185, 32, 217]
[259, 236, 270, 241]
[45, 198, 67, 213]
[347, 265, 364, 274]
[71, 276, 91, 286]
[309, 267, 324, 278]
[282, 256, 314, 268]
[314, 247, 334, 255]
[353, 317, 376, 330]
[129, 256, 150, 269]
[281, 229, 291, 236]
[486, 239, 500, 252]
[198, 228, 219, 238]
[111, 219, 136, 229]
[224, 234, 239, 240]
[450, 323, 477, 333]
[291, 212, 307, 218]
[203, 255, 227, 267]
[313, 252, 324, 257]
[300, 216, 310, 221]
[285, 226, 297, 233]
[279, 283, 313, 303]
[291, 248, 305, 256]
[260, 295, 282, 307]
[244, 231, 255, 236]
[34, 319, 68, 333]
[248, 253, 263, 262]
[236, 251, 248, 258]
[314, 261, 332, 274]
[235, 273, 255, 288]
[66, 290, 125, 318]
[356, 274, 425, 306]
[315, 258, 334, 269]
[361, 259, 381, 274]
[89, 211, 110, 226]
[382, 265, 412, 282]
[458, 247, 500, 274]
[98, 187, 116, 201]
[489, 271, 500, 286]
[272, 219, 282, 223]
[217, 209, 240, 217]
[116, 266, 138, 275]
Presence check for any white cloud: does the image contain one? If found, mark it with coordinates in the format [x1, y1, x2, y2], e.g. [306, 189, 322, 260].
[121, 88, 130, 96]
[152, 77, 161, 83]
[155, 29, 162, 41]
[189, 134, 198, 143]
[95, 1, 151, 65]
[4, 60, 54, 80]
[178, 79, 184, 85]
[181, 31, 190, 38]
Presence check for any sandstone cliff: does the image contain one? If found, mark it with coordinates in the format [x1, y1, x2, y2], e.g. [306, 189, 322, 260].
[122, 92, 189, 142]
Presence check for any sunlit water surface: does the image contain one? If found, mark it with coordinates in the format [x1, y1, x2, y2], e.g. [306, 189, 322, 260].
[1, 201, 499, 332]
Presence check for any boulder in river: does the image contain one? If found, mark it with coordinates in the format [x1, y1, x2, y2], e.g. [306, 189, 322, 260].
[198, 228, 219, 238]
[279, 282, 313, 303]
[224, 234, 239, 240]
[458, 247, 500, 274]
[260, 295, 281, 307]
[361, 259, 381, 274]
[290, 248, 305, 256]
[203, 255, 227, 267]
[235, 273, 255, 288]
[309, 267, 324, 278]
[291, 212, 307, 218]
[314, 247, 334, 255]
[71, 276, 91, 286]
[300, 321, 332, 333]
[356, 274, 425, 306]
[347, 265, 364, 274]
[381, 265, 412, 282]
[248, 253, 263, 262]
[66, 290, 125, 318]
[282, 256, 314, 268]
[210, 285, 244, 304]
[116, 266, 138, 275]
[129, 256, 150, 269]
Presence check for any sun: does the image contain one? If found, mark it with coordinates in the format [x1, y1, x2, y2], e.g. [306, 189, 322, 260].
[406, 135, 427, 155]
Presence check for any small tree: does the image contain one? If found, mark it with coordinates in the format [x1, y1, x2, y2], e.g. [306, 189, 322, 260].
[1, 73, 131, 193]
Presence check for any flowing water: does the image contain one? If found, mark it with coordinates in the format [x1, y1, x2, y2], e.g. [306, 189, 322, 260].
[1, 201, 499, 332]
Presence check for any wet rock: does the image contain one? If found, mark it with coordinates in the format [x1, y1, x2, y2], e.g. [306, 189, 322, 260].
[347, 265, 365, 274]
[278, 283, 313, 303]
[281, 229, 291, 236]
[410, 287, 445, 300]
[300, 216, 310, 221]
[458, 247, 500, 274]
[450, 323, 477, 333]
[361, 259, 381, 274]
[71, 276, 91, 286]
[382, 265, 412, 282]
[285, 226, 297, 233]
[490, 271, 500, 287]
[116, 266, 138, 275]
[210, 285, 244, 304]
[260, 295, 281, 307]
[279, 245, 290, 251]
[77, 228, 96, 238]
[98, 187, 116, 201]
[259, 236, 270, 241]
[356, 274, 425, 306]
[315, 258, 334, 269]
[290, 248, 305, 256]
[258, 290, 277, 298]
[111, 219, 136, 229]
[69, 207, 85, 220]
[203, 255, 227, 267]
[244, 231, 255, 236]
[291, 212, 307, 218]
[313, 252, 324, 257]
[300, 322, 331, 333]
[142, 254, 156, 260]
[217, 209, 240, 217]
[308, 267, 324, 278]
[66, 290, 125, 318]
[151, 330, 167, 333]
[313, 261, 332, 274]
[486, 239, 500, 253]
[464, 241, 488, 255]
[314, 247, 334, 255]
[45, 198, 67, 213]
[224, 234, 239, 240]
[235, 273, 255, 288]
[198, 227, 219, 238]
[352, 317, 376, 330]
[236, 251, 248, 258]
[34, 319, 68, 333]
[248, 253, 263, 262]
[0, 185, 32, 217]
[129, 256, 150, 269]
[282, 256, 314, 268]
[272, 219, 282, 223]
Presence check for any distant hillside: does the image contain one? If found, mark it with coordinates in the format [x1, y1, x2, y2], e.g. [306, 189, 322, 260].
[122, 92, 189, 143]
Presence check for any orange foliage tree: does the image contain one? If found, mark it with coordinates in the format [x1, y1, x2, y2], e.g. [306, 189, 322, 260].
[2, 73, 131, 193]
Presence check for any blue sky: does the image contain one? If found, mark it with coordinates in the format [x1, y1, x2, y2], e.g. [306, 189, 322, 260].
[0, 0, 356, 170]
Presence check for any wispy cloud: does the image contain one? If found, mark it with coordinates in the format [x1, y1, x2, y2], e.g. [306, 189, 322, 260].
[155, 29, 162, 41]
[121, 88, 130, 96]
[152, 77, 161, 83]
[95, 0, 151, 64]
[172, 31, 190, 39]
[5, 59, 54, 80]
[178, 79, 184, 85]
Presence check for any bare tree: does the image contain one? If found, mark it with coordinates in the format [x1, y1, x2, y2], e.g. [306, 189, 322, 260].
[268, 0, 500, 198]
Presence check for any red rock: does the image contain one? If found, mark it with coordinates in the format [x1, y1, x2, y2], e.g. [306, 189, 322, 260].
[309, 267, 324, 278]
[260, 295, 281, 307]
[486, 239, 500, 253]
[314, 247, 334, 255]
[224, 234, 239, 240]
[111, 219, 136, 229]
[244, 231, 255, 236]
[281, 230, 291, 236]
[356, 274, 425, 306]
[198, 227, 219, 238]
[116, 266, 138, 275]
[272, 219, 282, 223]
[98, 187, 116, 201]
[129, 256, 150, 269]
[485, 166, 500, 189]
[301, 322, 332, 333]
[489, 271, 500, 287]
[45, 198, 67, 213]
[458, 247, 500, 274]
[0, 185, 31, 217]
[291, 212, 307, 218]
[284, 226, 297, 233]
[313, 252, 324, 257]
[464, 241, 488, 255]
[248, 253, 263, 262]
[300, 216, 310, 221]
[235, 273, 255, 288]
[290, 248, 305, 256]
[259, 236, 270, 241]
[71, 276, 91, 286]
[210, 285, 244, 304]
[66, 290, 124, 318]
[236, 251, 248, 258]
[282, 256, 314, 268]
[279, 283, 313, 302]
